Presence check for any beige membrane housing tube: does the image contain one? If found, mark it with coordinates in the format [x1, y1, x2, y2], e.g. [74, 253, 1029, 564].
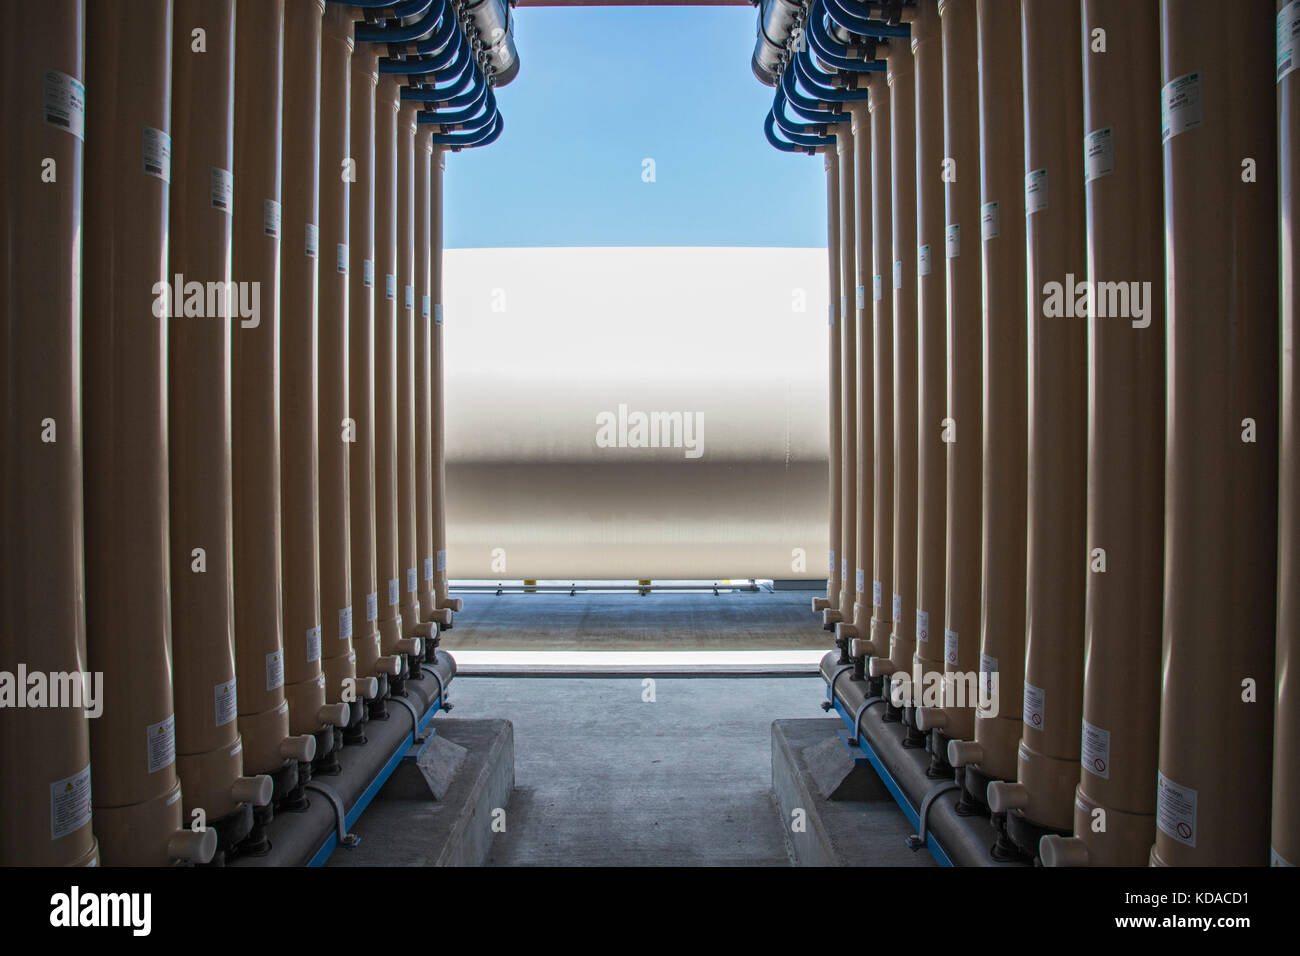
[0, 0, 99, 867]
[348, 39, 401, 680]
[992, 0, 1087, 836]
[814, 151, 843, 621]
[416, 127, 440, 625]
[431, 147, 462, 620]
[867, 72, 894, 663]
[1151, 0, 1279, 866]
[319, 2, 371, 706]
[83, 0, 213, 865]
[908, 0, 948, 702]
[231, 0, 317, 778]
[373, 74, 421, 664]
[1040, 0, 1165, 869]
[829, 125, 856, 631]
[169, 0, 272, 825]
[281, 0, 349, 741]
[954, 0, 1027, 787]
[1276, 0, 1300, 870]
[917, 0, 981, 747]
[397, 99, 435, 645]
[886, 30, 918, 679]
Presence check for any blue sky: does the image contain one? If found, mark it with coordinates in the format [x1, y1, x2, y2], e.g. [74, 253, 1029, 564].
[442, 5, 828, 248]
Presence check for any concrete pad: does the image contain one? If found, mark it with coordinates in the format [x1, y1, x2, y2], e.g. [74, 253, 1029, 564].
[772, 718, 938, 867]
[327, 718, 515, 868]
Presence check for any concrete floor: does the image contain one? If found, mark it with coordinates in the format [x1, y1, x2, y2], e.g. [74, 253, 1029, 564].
[439, 588, 828, 651]
[446, 675, 829, 865]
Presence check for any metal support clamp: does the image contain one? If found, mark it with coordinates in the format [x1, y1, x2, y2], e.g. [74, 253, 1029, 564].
[305, 780, 360, 850]
[853, 694, 885, 743]
[389, 694, 425, 746]
[906, 781, 960, 851]
[822, 664, 854, 711]
[421, 664, 451, 711]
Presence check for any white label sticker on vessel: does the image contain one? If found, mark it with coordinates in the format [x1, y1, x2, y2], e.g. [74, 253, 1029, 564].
[945, 223, 960, 258]
[405, 285, 414, 310]
[916, 608, 930, 644]
[363, 259, 374, 288]
[305, 625, 321, 663]
[841, 557, 847, 579]
[424, 556, 434, 581]
[263, 199, 281, 239]
[339, 605, 353, 640]
[388, 578, 400, 606]
[336, 243, 348, 274]
[1025, 168, 1047, 215]
[1084, 128, 1114, 183]
[147, 714, 176, 774]
[385, 274, 396, 300]
[406, 567, 417, 593]
[422, 295, 431, 319]
[265, 650, 284, 691]
[980, 201, 1000, 240]
[872, 580, 882, 608]
[1161, 71, 1203, 143]
[436, 550, 447, 572]
[873, 276, 883, 301]
[434, 303, 444, 325]
[214, 679, 237, 727]
[142, 126, 171, 183]
[210, 167, 233, 213]
[1280, 1, 1300, 82]
[856, 285, 866, 310]
[855, 567, 865, 594]
[828, 303, 835, 327]
[365, 591, 378, 621]
[49, 764, 93, 840]
[1023, 681, 1046, 729]
[979, 654, 998, 706]
[43, 70, 85, 140]
[893, 261, 902, 290]
[1081, 718, 1111, 779]
[1156, 771, 1198, 848]
[944, 628, 958, 665]
[305, 223, 318, 259]
[918, 243, 932, 276]
[892, 593, 902, 623]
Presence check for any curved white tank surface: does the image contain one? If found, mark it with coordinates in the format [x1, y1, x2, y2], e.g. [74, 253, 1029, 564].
[442, 246, 830, 579]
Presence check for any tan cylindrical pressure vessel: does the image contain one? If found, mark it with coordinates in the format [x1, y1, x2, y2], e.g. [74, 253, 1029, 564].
[373, 74, 420, 666]
[1152, 0, 1278, 866]
[416, 127, 439, 626]
[841, 102, 873, 654]
[231, 0, 317, 782]
[319, 1, 361, 705]
[887, 37, 918, 679]
[84, 0, 210, 866]
[964, 0, 1028, 788]
[169, 0, 271, 831]
[909, 0, 949, 703]
[281, 0, 344, 744]
[430, 147, 462, 621]
[867, 73, 894, 663]
[348, 42, 401, 682]
[0, 0, 99, 868]
[1276, 0, 1300, 870]
[917, 0, 981, 747]
[831, 127, 856, 631]
[1012, 0, 1087, 836]
[397, 100, 433, 646]
[814, 151, 843, 621]
[1040, 0, 1166, 869]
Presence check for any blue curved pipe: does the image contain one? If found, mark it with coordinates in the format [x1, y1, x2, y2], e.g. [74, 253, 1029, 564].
[765, 108, 834, 153]
[824, 0, 911, 40]
[355, 0, 440, 42]
[807, 0, 880, 71]
[430, 112, 503, 150]
[399, 53, 478, 106]
[787, 54, 871, 111]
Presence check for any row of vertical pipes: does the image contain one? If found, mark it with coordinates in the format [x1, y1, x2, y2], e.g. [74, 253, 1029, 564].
[761, 0, 1296, 865]
[0, 0, 507, 865]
